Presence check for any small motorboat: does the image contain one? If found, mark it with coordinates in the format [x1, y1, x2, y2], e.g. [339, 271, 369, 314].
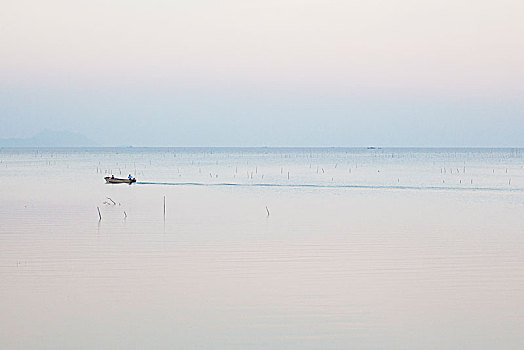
[104, 176, 136, 184]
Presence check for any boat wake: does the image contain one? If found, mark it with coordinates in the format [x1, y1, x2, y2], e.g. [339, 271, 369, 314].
[136, 182, 523, 193]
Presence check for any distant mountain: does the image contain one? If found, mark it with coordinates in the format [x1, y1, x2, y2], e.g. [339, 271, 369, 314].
[0, 130, 97, 147]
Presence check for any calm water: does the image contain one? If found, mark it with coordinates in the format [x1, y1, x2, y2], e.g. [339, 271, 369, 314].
[1, 148, 523, 349]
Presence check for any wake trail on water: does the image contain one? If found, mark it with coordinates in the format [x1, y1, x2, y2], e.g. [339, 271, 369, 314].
[136, 182, 524, 193]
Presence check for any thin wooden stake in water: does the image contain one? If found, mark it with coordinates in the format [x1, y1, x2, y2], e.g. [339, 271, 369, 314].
[266, 206, 270, 217]
[97, 207, 102, 221]
[163, 196, 166, 219]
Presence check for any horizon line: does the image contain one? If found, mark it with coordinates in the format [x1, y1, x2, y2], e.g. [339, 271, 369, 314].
[1, 146, 523, 150]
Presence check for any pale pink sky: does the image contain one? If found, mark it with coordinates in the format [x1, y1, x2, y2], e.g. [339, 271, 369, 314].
[1, 0, 523, 146]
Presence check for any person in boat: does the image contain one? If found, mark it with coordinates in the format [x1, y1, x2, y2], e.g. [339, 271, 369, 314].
[128, 174, 133, 180]
[111, 175, 115, 179]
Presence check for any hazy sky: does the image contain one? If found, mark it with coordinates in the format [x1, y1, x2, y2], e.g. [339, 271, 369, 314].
[1, 0, 523, 146]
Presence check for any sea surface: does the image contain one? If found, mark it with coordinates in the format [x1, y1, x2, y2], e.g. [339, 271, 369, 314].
[1, 147, 523, 349]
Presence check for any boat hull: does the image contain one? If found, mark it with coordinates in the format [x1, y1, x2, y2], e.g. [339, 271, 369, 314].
[104, 177, 136, 183]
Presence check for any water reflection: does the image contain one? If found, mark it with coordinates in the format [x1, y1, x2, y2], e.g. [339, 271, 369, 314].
[0, 148, 523, 349]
